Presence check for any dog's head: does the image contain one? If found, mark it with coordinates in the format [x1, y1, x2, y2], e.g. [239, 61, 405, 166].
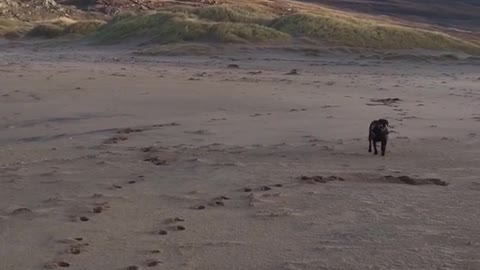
[377, 119, 389, 134]
[378, 119, 389, 127]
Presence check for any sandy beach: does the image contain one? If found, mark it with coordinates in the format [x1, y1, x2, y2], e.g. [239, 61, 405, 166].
[1, 43, 479, 269]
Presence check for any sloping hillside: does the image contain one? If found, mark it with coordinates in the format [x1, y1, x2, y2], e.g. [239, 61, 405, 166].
[298, 0, 480, 31]
[1, 0, 479, 53]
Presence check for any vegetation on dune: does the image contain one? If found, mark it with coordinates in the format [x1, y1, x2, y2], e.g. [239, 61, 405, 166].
[172, 4, 276, 24]
[270, 13, 480, 53]
[64, 20, 106, 35]
[88, 4, 480, 53]
[91, 11, 288, 44]
[1, 2, 479, 54]
[0, 18, 31, 38]
[27, 23, 65, 38]
[26, 19, 106, 38]
[0, 18, 30, 30]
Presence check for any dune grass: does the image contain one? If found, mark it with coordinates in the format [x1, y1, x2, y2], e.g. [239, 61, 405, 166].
[26, 19, 106, 38]
[91, 11, 289, 44]
[0, 19, 31, 38]
[2, 2, 479, 54]
[27, 24, 66, 38]
[0, 17, 105, 39]
[87, 4, 480, 53]
[168, 4, 276, 24]
[64, 20, 106, 35]
[270, 13, 480, 53]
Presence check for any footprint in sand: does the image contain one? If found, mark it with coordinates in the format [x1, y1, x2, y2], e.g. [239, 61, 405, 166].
[184, 129, 214, 135]
[158, 229, 168, 235]
[208, 201, 225, 207]
[116, 128, 144, 134]
[157, 218, 187, 234]
[145, 259, 162, 267]
[144, 157, 169, 166]
[112, 184, 123, 189]
[285, 69, 299, 75]
[170, 225, 186, 231]
[299, 175, 345, 184]
[58, 237, 87, 256]
[241, 185, 282, 193]
[152, 122, 180, 128]
[9, 207, 32, 216]
[44, 261, 70, 269]
[165, 217, 184, 224]
[242, 187, 252, 192]
[191, 205, 206, 210]
[289, 108, 307, 112]
[326, 81, 335, 86]
[66, 244, 84, 255]
[259, 186, 272, 191]
[381, 175, 448, 186]
[215, 195, 230, 201]
[103, 136, 128, 144]
[209, 118, 227, 122]
[367, 97, 401, 106]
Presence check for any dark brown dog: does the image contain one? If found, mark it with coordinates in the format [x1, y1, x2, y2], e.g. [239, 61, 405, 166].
[368, 119, 389, 156]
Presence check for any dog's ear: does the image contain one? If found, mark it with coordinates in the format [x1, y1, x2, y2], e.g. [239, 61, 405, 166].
[378, 119, 389, 126]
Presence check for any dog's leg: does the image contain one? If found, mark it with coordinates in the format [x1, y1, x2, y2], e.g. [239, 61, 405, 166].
[381, 140, 386, 156]
[368, 138, 372, 153]
[373, 141, 378, 155]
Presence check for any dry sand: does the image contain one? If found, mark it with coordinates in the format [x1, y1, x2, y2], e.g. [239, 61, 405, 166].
[0, 43, 479, 270]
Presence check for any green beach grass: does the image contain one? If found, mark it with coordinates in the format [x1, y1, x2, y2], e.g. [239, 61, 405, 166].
[26, 19, 106, 38]
[2, 3, 479, 54]
[89, 4, 480, 53]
